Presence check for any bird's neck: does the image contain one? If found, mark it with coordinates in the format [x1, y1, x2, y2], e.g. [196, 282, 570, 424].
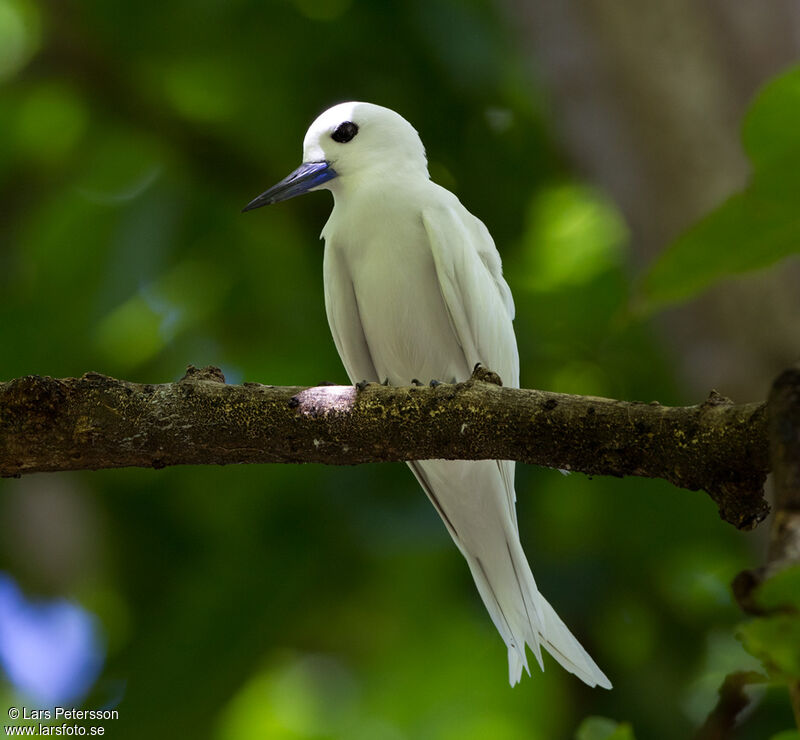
[330, 163, 430, 203]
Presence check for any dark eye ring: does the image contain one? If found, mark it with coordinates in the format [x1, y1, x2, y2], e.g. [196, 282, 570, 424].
[331, 121, 359, 143]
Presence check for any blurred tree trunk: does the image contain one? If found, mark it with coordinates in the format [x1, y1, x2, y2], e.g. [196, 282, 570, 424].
[499, 0, 800, 401]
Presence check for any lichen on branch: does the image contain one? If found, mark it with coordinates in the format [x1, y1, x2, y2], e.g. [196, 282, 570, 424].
[0, 364, 770, 530]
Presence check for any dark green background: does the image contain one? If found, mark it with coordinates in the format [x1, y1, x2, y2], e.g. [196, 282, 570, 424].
[1, 0, 796, 737]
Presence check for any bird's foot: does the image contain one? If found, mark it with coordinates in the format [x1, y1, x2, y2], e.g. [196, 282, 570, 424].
[355, 380, 376, 391]
[381, 377, 390, 386]
[470, 362, 503, 386]
[429, 379, 442, 387]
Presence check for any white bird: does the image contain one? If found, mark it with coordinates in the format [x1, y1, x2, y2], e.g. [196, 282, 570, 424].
[243, 102, 611, 689]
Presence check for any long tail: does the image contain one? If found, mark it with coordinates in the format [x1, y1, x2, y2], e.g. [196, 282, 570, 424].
[409, 459, 611, 689]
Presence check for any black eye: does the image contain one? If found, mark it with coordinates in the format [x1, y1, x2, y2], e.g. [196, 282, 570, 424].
[331, 121, 359, 143]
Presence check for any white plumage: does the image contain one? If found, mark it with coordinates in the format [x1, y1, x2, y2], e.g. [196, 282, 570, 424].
[244, 101, 611, 689]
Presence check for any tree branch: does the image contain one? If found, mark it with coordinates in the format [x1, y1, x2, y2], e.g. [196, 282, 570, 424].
[766, 365, 800, 728]
[734, 365, 800, 607]
[693, 671, 766, 740]
[766, 365, 800, 565]
[727, 364, 800, 734]
[0, 365, 769, 530]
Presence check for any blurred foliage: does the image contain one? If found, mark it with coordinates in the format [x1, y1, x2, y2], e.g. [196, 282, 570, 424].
[640, 64, 800, 311]
[0, 1, 797, 738]
[738, 616, 800, 679]
[735, 561, 800, 738]
[574, 716, 635, 740]
[754, 564, 800, 612]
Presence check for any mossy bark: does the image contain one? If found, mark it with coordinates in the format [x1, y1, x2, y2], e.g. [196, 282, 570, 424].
[0, 364, 770, 530]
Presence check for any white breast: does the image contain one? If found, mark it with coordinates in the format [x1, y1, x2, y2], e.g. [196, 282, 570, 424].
[322, 185, 469, 385]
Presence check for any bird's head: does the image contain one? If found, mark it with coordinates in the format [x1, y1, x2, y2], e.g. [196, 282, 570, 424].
[242, 102, 428, 211]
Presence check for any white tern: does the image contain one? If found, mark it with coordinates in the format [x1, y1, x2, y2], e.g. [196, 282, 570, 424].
[243, 101, 611, 689]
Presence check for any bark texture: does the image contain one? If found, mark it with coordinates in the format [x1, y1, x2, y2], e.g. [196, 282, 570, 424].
[734, 365, 800, 610]
[0, 365, 769, 530]
[767, 365, 800, 565]
[728, 366, 800, 730]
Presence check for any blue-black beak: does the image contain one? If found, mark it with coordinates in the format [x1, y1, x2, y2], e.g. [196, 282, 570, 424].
[242, 160, 337, 212]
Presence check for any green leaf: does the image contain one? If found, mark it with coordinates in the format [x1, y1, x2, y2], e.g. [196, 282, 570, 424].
[639, 64, 800, 311]
[756, 564, 800, 612]
[742, 67, 800, 173]
[575, 716, 636, 740]
[770, 731, 800, 740]
[520, 182, 628, 292]
[737, 614, 800, 679]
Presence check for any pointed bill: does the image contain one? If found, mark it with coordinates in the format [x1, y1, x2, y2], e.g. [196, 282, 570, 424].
[242, 160, 337, 212]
